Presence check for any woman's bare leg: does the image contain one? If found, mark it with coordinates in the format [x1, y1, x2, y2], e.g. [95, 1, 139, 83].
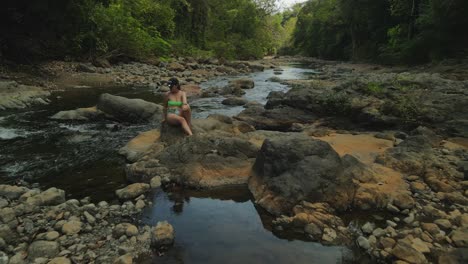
[181, 108, 192, 127]
[167, 114, 193, 136]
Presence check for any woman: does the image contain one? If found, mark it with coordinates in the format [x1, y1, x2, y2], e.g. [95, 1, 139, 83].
[163, 77, 193, 136]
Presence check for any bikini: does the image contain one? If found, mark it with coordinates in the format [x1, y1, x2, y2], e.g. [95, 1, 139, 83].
[167, 100, 183, 115]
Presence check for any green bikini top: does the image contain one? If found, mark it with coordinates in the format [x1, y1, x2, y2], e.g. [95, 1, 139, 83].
[168, 100, 183, 107]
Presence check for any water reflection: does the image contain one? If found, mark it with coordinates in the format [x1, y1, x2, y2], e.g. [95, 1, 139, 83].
[141, 186, 353, 264]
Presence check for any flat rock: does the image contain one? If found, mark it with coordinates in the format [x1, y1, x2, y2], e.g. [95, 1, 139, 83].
[115, 183, 150, 200]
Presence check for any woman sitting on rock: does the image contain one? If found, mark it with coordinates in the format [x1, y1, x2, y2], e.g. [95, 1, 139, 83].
[163, 77, 193, 136]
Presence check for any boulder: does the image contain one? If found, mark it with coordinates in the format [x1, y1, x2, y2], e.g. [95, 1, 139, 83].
[127, 134, 258, 188]
[26, 188, 66, 206]
[115, 183, 150, 200]
[0, 184, 29, 199]
[50, 106, 104, 121]
[248, 135, 356, 215]
[61, 220, 82, 235]
[151, 221, 174, 248]
[391, 240, 427, 264]
[97, 93, 163, 123]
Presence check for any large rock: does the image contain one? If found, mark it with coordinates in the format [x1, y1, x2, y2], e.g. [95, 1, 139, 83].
[119, 129, 161, 162]
[0, 81, 50, 110]
[97, 93, 163, 123]
[451, 227, 468, 247]
[235, 105, 317, 131]
[61, 220, 82, 235]
[26, 188, 65, 206]
[0, 224, 17, 244]
[128, 134, 258, 188]
[222, 97, 248, 106]
[115, 183, 150, 200]
[151, 221, 174, 248]
[50, 106, 104, 121]
[248, 135, 356, 215]
[28, 241, 59, 260]
[0, 184, 29, 199]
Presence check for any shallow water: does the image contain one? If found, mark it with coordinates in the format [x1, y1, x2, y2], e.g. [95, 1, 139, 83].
[0, 64, 362, 263]
[139, 187, 355, 264]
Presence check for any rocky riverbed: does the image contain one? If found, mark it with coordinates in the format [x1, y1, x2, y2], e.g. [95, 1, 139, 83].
[1, 57, 467, 263]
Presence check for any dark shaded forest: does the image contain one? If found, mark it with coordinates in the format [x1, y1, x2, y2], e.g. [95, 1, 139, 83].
[1, 0, 467, 64]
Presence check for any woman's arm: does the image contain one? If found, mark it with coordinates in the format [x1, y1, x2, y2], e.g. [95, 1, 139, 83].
[162, 92, 168, 121]
[181, 91, 190, 110]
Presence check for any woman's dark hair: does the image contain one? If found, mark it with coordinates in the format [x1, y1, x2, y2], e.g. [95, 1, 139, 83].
[168, 77, 180, 90]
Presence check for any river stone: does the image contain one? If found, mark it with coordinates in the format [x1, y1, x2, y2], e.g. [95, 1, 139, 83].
[421, 223, 440, 235]
[97, 93, 163, 123]
[150, 176, 162, 188]
[361, 222, 375, 234]
[115, 183, 150, 200]
[0, 251, 7, 264]
[411, 238, 431, 253]
[83, 211, 96, 224]
[48, 257, 71, 264]
[114, 254, 132, 264]
[0, 207, 15, 223]
[222, 97, 248, 106]
[61, 220, 82, 235]
[229, 78, 254, 89]
[28, 241, 59, 260]
[151, 221, 174, 248]
[135, 200, 145, 210]
[391, 240, 427, 264]
[0, 224, 17, 243]
[321, 228, 337, 243]
[0, 199, 7, 209]
[0, 238, 5, 249]
[450, 227, 468, 247]
[26, 187, 65, 206]
[304, 223, 322, 237]
[126, 225, 139, 237]
[50, 106, 103, 121]
[357, 236, 371, 250]
[45, 231, 60, 241]
[434, 219, 452, 229]
[0, 184, 28, 199]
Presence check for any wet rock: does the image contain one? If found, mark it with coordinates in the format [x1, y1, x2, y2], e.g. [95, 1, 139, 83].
[28, 241, 59, 260]
[83, 211, 96, 224]
[135, 200, 145, 210]
[304, 223, 322, 238]
[357, 236, 371, 250]
[321, 228, 337, 243]
[126, 225, 139, 237]
[61, 220, 82, 235]
[48, 257, 71, 264]
[361, 222, 375, 234]
[391, 240, 427, 264]
[0, 207, 15, 223]
[450, 227, 468, 247]
[229, 78, 254, 89]
[97, 93, 163, 123]
[115, 183, 150, 200]
[411, 238, 431, 253]
[379, 237, 396, 249]
[0, 224, 17, 244]
[51, 106, 104, 121]
[26, 188, 66, 206]
[0, 184, 29, 199]
[45, 231, 60, 241]
[150, 176, 161, 188]
[434, 219, 452, 229]
[114, 254, 132, 264]
[0, 81, 51, 110]
[421, 223, 440, 236]
[0, 251, 7, 264]
[222, 97, 248, 106]
[151, 221, 174, 248]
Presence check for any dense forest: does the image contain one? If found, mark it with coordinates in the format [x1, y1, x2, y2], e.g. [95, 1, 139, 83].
[1, 0, 467, 64]
[293, 0, 468, 63]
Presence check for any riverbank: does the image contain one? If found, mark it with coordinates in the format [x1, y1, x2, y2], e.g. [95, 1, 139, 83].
[1, 56, 467, 263]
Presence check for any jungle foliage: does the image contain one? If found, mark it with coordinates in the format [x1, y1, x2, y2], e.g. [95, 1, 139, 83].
[293, 0, 468, 63]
